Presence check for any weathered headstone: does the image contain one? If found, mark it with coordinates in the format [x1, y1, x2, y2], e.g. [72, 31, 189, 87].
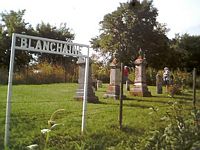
[74, 57, 99, 103]
[92, 74, 97, 91]
[126, 80, 130, 91]
[104, 52, 121, 99]
[130, 48, 151, 97]
[156, 73, 162, 94]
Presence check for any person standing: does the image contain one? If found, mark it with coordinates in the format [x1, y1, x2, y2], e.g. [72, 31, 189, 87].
[163, 67, 170, 93]
[123, 66, 130, 91]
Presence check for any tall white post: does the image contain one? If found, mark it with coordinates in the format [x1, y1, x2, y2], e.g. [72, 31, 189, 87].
[4, 33, 16, 147]
[81, 47, 89, 133]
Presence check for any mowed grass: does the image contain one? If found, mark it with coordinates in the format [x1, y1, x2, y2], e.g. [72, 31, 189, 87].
[0, 83, 199, 149]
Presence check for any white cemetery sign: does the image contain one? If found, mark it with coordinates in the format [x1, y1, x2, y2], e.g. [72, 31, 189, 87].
[4, 33, 89, 147]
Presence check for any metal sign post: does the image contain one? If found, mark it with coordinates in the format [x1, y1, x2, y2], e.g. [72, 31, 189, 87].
[81, 48, 89, 133]
[4, 34, 16, 147]
[4, 33, 89, 147]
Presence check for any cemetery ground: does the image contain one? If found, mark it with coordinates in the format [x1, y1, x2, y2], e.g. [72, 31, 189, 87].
[0, 83, 200, 149]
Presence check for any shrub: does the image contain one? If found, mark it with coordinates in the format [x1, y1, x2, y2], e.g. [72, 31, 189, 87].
[91, 63, 110, 83]
[136, 102, 200, 150]
[146, 67, 158, 86]
[0, 68, 8, 84]
[9, 62, 78, 84]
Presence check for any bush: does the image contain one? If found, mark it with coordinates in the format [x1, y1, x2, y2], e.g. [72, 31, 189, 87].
[146, 68, 158, 86]
[26, 62, 78, 84]
[1, 62, 78, 85]
[136, 102, 200, 150]
[91, 63, 110, 83]
[0, 68, 8, 84]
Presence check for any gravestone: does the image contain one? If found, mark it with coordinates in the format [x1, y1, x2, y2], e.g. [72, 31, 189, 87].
[156, 73, 162, 94]
[104, 53, 121, 99]
[92, 75, 97, 91]
[126, 80, 130, 91]
[74, 57, 99, 103]
[130, 49, 151, 97]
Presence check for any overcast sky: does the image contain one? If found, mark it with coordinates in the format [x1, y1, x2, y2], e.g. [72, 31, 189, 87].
[1, 0, 200, 45]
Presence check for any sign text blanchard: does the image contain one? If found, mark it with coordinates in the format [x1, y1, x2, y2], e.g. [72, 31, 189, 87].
[16, 36, 83, 56]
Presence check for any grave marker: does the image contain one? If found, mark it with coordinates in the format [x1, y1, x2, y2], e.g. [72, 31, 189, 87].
[130, 48, 151, 97]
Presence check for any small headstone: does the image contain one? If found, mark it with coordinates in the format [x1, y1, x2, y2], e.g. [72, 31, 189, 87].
[92, 75, 97, 91]
[124, 66, 130, 91]
[74, 57, 99, 103]
[104, 52, 121, 99]
[156, 73, 162, 94]
[126, 80, 130, 91]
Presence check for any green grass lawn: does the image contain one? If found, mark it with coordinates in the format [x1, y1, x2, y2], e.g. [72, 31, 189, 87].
[0, 83, 199, 150]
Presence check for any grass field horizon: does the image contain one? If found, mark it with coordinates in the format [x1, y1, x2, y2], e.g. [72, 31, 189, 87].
[0, 83, 199, 149]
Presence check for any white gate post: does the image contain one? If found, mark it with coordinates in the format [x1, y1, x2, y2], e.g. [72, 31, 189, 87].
[4, 33, 16, 147]
[81, 47, 89, 133]
[4, 33, 90, 143]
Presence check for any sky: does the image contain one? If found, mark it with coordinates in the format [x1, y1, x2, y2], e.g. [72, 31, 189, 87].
[0, 0, 200, 46]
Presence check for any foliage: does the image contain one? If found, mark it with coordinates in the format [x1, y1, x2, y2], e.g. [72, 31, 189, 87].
[13, 61, 78, 84]
[137, 102, 200, 150]
[91, 53, 110, 83]
[170, 34, 200, 72]
[35, 109, 65, 150]
[173, 69, 192, 89]
[146, 67, 158, 86]
[35, 22, 76, 66]
[0, 68, 8, 84]
[0, 10, 76, 72]
[0, 61, 78, 84]
[90, 0, 170, 69]
[0, 10, 34, 70]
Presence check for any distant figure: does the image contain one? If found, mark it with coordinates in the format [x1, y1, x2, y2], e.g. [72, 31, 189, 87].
[163, 67, 170, 93]
[123, 66, 129, 83]
[123, 66, 130, 91]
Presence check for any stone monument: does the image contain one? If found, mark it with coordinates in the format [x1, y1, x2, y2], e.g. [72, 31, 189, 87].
[104, 52, 121, 99]
[74, 57, 99, 103]
[130, 48, 151, 97]
[156, 73, 163, 94]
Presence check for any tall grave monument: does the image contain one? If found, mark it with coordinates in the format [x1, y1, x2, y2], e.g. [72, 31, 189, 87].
[130, 48, 151, 97]
[104, 52, 121, 99]
[74, 57, 99, 103]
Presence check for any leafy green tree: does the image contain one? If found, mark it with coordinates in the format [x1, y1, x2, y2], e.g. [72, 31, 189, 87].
[0, 10, 76, 72]
[35, 22, 76, 67]
[168, 34, 189, 69]
[0, 10, 34, 70]
[90, 0, 170, 69]
[169, 33, 200, 72]
[178, 34, 200, 72]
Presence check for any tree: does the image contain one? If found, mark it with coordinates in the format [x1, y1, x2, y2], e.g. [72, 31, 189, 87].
[0, 10, 34, 70]
[90, 0, 170, 69]
[0, 10, 76, 71]
[172, 34, 200, 72]
[35, 22, 76, 66]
